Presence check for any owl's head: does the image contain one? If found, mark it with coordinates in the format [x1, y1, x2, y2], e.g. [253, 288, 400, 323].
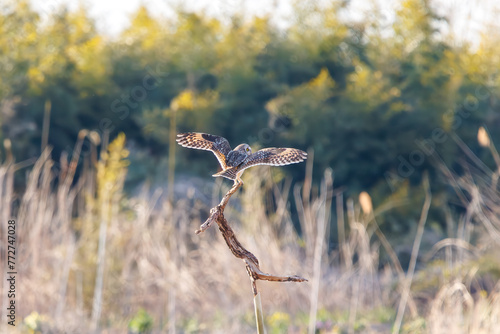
[234, 143, 252, 155]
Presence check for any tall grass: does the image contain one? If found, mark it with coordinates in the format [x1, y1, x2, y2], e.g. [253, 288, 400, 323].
[1, 131, 500, 333]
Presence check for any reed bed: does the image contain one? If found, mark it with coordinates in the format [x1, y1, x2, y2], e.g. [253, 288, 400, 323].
[0, 130, 499, 333]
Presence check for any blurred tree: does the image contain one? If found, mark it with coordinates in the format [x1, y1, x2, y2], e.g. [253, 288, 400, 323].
[1, 3, 117, 163]
[0, 1, 40, 156]
[1, 0, 500, 235]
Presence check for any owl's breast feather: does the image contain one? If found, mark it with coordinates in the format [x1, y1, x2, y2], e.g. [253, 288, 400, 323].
[226, 150, 247, 167]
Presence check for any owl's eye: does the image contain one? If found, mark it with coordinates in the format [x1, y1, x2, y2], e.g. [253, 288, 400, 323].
[246, 148, 250, 152]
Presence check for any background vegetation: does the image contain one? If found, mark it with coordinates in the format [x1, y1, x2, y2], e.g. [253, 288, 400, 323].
[1, 0, 500, 332]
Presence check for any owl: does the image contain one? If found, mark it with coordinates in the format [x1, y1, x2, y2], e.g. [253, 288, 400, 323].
[176, 132, 307, 183]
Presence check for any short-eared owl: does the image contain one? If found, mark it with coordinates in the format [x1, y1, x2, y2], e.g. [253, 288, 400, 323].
[176, 132, 307, 183]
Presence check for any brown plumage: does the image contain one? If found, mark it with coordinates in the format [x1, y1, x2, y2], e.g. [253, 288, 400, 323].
[176, 132, 307, 183]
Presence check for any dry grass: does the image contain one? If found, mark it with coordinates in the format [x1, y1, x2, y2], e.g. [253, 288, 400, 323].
[1, 131, 500, 333]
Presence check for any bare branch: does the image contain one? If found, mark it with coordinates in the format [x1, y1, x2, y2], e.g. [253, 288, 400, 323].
[195, 180, 307, 296]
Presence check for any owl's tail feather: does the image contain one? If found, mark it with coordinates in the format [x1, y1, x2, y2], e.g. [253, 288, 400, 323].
[212, 167, 237, 180]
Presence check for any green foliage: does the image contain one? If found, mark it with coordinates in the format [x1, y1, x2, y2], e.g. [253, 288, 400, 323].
[96, 132, 129, 201]
[23, 311, 51, 333]
[267, 311, 290, 334]
[2, 0, 500, 234]
[401, 317, 427, 334]
[412, 254, 500, 297]
[128, 308, 153, 334]
[287, 307, 395, 333]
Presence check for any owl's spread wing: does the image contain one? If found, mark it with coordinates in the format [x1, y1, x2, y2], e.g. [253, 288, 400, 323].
[176, 132, 232, 169]
[239, 148, 307, 171]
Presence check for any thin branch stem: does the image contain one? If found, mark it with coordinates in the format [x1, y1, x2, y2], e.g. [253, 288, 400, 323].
[254, 293, 265, 334]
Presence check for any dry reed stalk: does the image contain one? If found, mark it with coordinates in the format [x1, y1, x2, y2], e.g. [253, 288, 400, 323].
[253, 293, 265, 334]
[361, 189, 418, 318]
[308, 169, 333, 334]
[393, 173, 431, 334]
[428, 281, 474, 333]
[41, 100, 51, 152]
[423, 238, 478, 262]
[477, 127, 500, 186]
[337, 192, 348, 266]
[167, 106, 177, 206]
[347, 221, 375, 334]
[297, 149, 316, 260]
[371, 216, 419, 317]
[90, 195, 110, 331]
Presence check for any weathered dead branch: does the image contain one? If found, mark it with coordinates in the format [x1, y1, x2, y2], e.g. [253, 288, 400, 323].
[195, 180, 307, 296]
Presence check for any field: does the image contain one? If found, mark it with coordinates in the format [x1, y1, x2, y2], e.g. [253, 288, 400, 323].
[1, 131, 500, 333]
[2, 0, 500, 332]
